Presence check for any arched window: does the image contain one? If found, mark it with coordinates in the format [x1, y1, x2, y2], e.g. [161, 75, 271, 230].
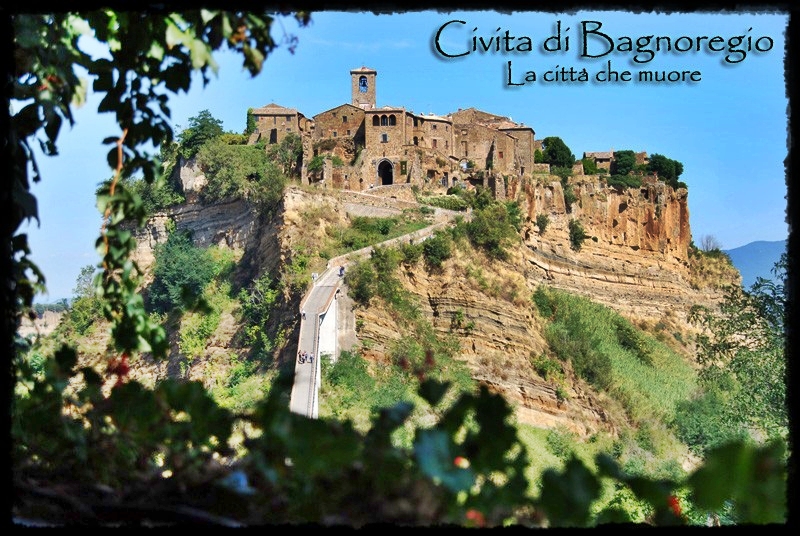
[380, 115, 388, 126]
[372, 116, 380, 126]
[389, 115, 396, 126]
[413, 136, 418, 146]
[359, 76, 368, 93]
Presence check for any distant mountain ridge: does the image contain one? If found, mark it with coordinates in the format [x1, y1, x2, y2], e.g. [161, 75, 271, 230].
[724, 240, 786, 289]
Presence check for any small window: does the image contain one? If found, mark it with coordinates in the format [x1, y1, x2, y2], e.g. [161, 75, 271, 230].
[286, 115, 292, 121]
[286, 128, 292, 132]
[347, 130, 351, 136]
[381, 133, 388, 143]
[359, 75, 368, 92]
[432, 139, 438, 148]
[343, 116, 348, 123]
[333, 131, 337, 137]
[432, 124, 437, 130]
[498, 151, 504, 159]
[273, 117, 277, 125]
[413, 136, 418, 146]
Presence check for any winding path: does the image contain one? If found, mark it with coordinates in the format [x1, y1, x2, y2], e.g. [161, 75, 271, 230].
[288, 201, 467, 418]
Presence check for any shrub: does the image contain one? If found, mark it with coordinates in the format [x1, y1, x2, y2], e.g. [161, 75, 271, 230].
[532, 286, 554, 318]
[344, 261, 376, 305]
[466, 203, 517, 260]
[607, 175, 643, 190]
[147, 231, 216, 313]
[504, 200, 523, 232]
[531, 354, 562, 380]
[545, 427, 575, 460]
[536, 214, 550, 235]
[568, 219, 587, 251]
[581, 157, 599, 175]
[399, 242, 423, 264]
[616, 318, 653, 366]
[552, 166, 573, 180]
[562, 180, 577, 212]
[422, 232, 452, 269]
[127, 175, 184, 214]
[307, 154, 324, 173]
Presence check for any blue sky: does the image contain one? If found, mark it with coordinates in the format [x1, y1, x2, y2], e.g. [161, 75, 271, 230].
[21, 9, 789, 303]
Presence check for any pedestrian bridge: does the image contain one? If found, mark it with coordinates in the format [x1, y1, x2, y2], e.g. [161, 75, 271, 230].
[288, 207, 466, 418]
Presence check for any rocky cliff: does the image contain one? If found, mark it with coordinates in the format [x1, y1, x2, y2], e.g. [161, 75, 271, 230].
[128, 172, 735, 437]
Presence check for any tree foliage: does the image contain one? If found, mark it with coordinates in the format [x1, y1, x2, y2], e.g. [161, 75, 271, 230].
[541, 136, 575, 169]
[146, 231, 216, 314]
[196, 138, 285, 206]
[685, 254, 788, 446]
[647, 153, 685, 188]
[581, 157, 599, 175]
[568, 219, 588, 251]
[178, 109, 224, 159]
[244, 107, 257, 136]
[611, 150, 636, 177]
[466, 203, 518, 260]
[266, 132, 302, 177]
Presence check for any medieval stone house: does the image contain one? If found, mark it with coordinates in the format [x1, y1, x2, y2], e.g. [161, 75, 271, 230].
[247, 67, 538, 194]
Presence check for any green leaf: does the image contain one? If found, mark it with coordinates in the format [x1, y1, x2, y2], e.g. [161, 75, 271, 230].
[414, 429, 475, 493]
[538, 456, 601, 527]
[242, 44, 264, 75]
[688, 440, 787, 523]
[418, 379, 450, 407]
[53, 344, 78, 375]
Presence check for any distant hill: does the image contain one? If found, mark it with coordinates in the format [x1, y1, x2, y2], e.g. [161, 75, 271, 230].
[724, 240, 786, 289]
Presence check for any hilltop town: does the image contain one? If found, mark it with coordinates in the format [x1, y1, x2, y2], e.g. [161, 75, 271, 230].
[245, 66, 644, 195]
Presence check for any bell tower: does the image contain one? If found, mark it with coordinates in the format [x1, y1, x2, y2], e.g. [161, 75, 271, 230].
[351, 67, 377, 110]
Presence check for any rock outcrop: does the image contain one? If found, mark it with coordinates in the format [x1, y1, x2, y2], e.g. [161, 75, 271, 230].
[126, 173, 735, 437]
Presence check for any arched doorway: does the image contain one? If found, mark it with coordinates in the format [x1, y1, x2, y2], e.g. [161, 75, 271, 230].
[377, 160, 393, 185]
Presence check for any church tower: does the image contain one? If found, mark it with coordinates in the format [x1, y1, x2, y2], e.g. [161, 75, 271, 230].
[351, 67, 377, 110]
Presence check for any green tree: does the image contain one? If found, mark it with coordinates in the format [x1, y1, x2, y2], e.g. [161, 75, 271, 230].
[178, 109, 225, 159]
[266, 132, 302, 177]
[244, 107, 257, 136]
[686, 254, 788, 446]
[581, 157, 599, 175]
[62, 265, 103, 335]
[541, 136, 575, 169]
[611, 150, 636, 176]
[196, 138, 284, 206]
[146, 231, 216, 313]
[647, 153, 685, 189]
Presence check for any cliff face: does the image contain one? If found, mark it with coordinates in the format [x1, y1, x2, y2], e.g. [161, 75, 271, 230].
[128, 174, 733, 437]
[511, 176, 728, 324]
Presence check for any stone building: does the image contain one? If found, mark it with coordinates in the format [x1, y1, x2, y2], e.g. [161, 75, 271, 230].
[248, 103, 310, 145]
[583, 150, 650, 173]
[247, 67, 539, 194]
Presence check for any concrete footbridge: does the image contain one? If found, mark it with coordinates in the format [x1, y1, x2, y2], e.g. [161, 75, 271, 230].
[288, 205, 469, 418]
